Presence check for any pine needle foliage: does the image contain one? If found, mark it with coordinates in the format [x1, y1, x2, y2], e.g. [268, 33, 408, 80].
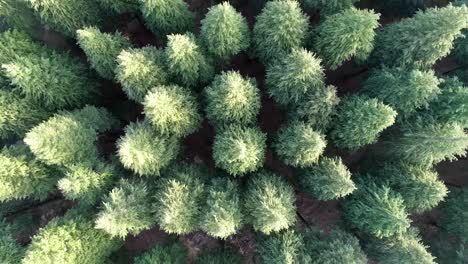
[76, 27, 131, 80]
[213, 125, 266, 176]
[302, 0, 360, 15]
[253, 0, 310, 64]
[0, 0, 40, 34]
[273, 122, 327, 168]
[115, 46, 168, 102]
[266, 48, 325, 105]
[299, 157, 356, 200]
[97, 0, 139, 14]
[200, 2, 250, 60]
[140, 0, 194, 37]
[195, 249, 244, 264]
[442, 188, 468, 239]
[134, 242, 188, 264]
[256, 229, 307, 264]
[0, 220, 24, 264]
[0, 29, 50, 65]
[313, 7, 380, 70]
[244, 171, 296, 234]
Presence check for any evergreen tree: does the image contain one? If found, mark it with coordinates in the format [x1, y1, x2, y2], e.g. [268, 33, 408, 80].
[0, 0, 40, 34]
[0, 220, 24, 264]
[266, 48, 325, 105]
[97, 0, 139, 14]
[76, 27, 131, 80]
[143, 85, 202, 137]
[299, 157, 356, 200]
[134, 242, 187, 264]
[330, 95, 397, 150]
[0, 29, 50, 65]
[204, 71, 261, 127]
[302, 0, 360, 15]
[213, 125, 266, 176]
[195, 249, 244, 264]
[313, 7, 380, 70]
[200, 177, 242, 239]
[200, 2, 250, 60]
[253, 0, 310, 64]
[372, 4, 468, 68]
[256, 229, 307, 264]
[140, 0, 194, 37]
[117, 121, 180, 176]
[244, 171, 296, 234]
[273, 122, 327, 168]
[115, 46, 168, 102]
[442, 188, 468, 239]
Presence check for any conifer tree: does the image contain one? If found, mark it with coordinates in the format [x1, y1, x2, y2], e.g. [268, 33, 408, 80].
[0, 220, 24, 263]
[213, 125, 266, 176]
[143, 85, 202, 137]
[204, 71, 261, 127]
[299, 157, 356, 200]
[97, 0, 139, 14]
[195, 249, 244, 264]
[115, 46, 168, 102]
[134, 242, 188, 264]
[244, 171, 296, 234]
[372, 4, 468, 68]
[253, 0, 310, 64]
[273, 122, 327, 168]
[200, 2, 250, 60]
[117, 121, 179, 176]
[256, 229, 307, 264]
[0, 29, 50, 65]
[76, 27, 131, 80]
[266, 48, 325, 105]
[313, 8, 380, 70]
[140, 0, 194, 37]
[330, 95, 397, 150]
[0, 0, 40, 34]
[0, 144, 59, 202]
[442, 188, 468, 239]
[302, 0, 360, 15]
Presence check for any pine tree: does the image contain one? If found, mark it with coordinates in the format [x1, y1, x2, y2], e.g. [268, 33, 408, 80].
[200, 2, 250, 60]
[0, 0, 40, 34]
[204, 71, 261, 127]
[134, 242, 188, 264]
[244, 171, 296, 234]
[140, 0, 194, 37]
[256, 229, 307, 264]
[195, 249, 244, 264]
[302, 0, 360, 15]
[253, 0, 310, 64]
[0, 29, 50, 65]
[115, 46, 168, 102]
[266, 48, 325, 105]
[299, 157, 356, 200]
[442, 188, 468, 239]
[273, 122, 327, 168]
[213, 125, 266, 176]
[117, 121, 180, 176]
[0, 220, 24, 264]
[76, 27, 131, 80]
[97, 0, 139, 14]
[372, 4, 468, 68]
[330, 95, 397, 150]
[143, 85, 202, 137]
[313, 7, 380, 70]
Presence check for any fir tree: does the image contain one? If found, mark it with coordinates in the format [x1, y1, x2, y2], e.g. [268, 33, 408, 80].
[299, 157, 356, 200]
[302, 0, 360, 15]
[97, 0, 139, 14]
[195, 249, 244, 264]
[0, 220, 24, 264]
[115, 46, 168, 102]
[313, 7, 380, 70]
[256, 229, 307, 264]
[253, 0, 310, 64]
[76, 27, 131, 80]
[244, 171, 296, 234]
[266, 48, 325, 105]
[0, 29, 50, 65]
[0, 0, 40, 34]
[140, 0, 194, 37]
[330, 95, 397, 150]
[200, 2, 250, 60]
[134, 242, 188, 264]
[442, 188, 468, 239]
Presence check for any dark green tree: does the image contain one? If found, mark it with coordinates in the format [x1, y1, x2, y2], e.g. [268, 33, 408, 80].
[97, 0, 139, 14]
[195, 249, 244, 264]
[256, 229, 307, 264]
[302, 0, 360, 15]
[0, 0, 40, 34]
[140, 0, 194, 37]
[442, 188, 468, 239]
[0, 29, 50, 65]
[134, 242, 188, 264]
[0, 220, 24, 264]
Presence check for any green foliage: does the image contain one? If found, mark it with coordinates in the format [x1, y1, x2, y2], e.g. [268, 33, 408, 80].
[213, 125, 266, 176]
[200, 2, 250, 59]
[154, 163, 206, 235]
[0, 29, 49, 65]
[0, 144, 58, 202]
[0, 0, 40, 34]
[76, 27, 131, 80]
[299, 157, 356, 200]
[363, 67, 440, 117]
[302, 0, 360, 15]
[344, 180, 411, 238]
[273, 122, 327, 168]
[97, 0, 139, 14]
[244, 171, 296, 234]
[253, 0, 310, 64]
[143, 85, 202, 137]
[195, 249, 243, 264]
[204, 71, 261, 127]
[96, 179, 154, 238]
[330, 95, 397, 150]
[115, 46, 168, 102]
[117, 121, 179, 176]
[140, 0, 194, 37]
[372, 4, 468, 68]
[165, 33, 214, 87]
[28, 0, 103, 37]
[256, 229, 306, 264]
[442, 188, 468, 239]
[0, 220, 24, 264]
[313, 8, 380, 70]
[134, 242, 187, 264]
[200, 178, 242, 239]
[266, 48, 325, 105]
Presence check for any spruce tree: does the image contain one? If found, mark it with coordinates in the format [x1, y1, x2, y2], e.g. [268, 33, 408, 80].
[200, 2, 250, 60]
[330, 95, 397, 150]
[140, 0, 194, 37]
[76, 27, 131, 80]
[299, 157, 356, 200]
[115, 46, 168, 102]
[195, 249, 244, 264]
[442, 188, 468, 239]
[0, 29, 50, 65]
[372, 4, 468, 68]
[302, 0, 360, 15]
[266, 48, 325, 105]
[313, 7, 380, 70]
[134, 242, 187, 264]
[253, 0, 310, 64]
[0, 220, 24, 264]
[0, 0, 40, 34]
[256, 229, 307, 264]
[244, 171, 296, 234]
[97, 0, 139, 14]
